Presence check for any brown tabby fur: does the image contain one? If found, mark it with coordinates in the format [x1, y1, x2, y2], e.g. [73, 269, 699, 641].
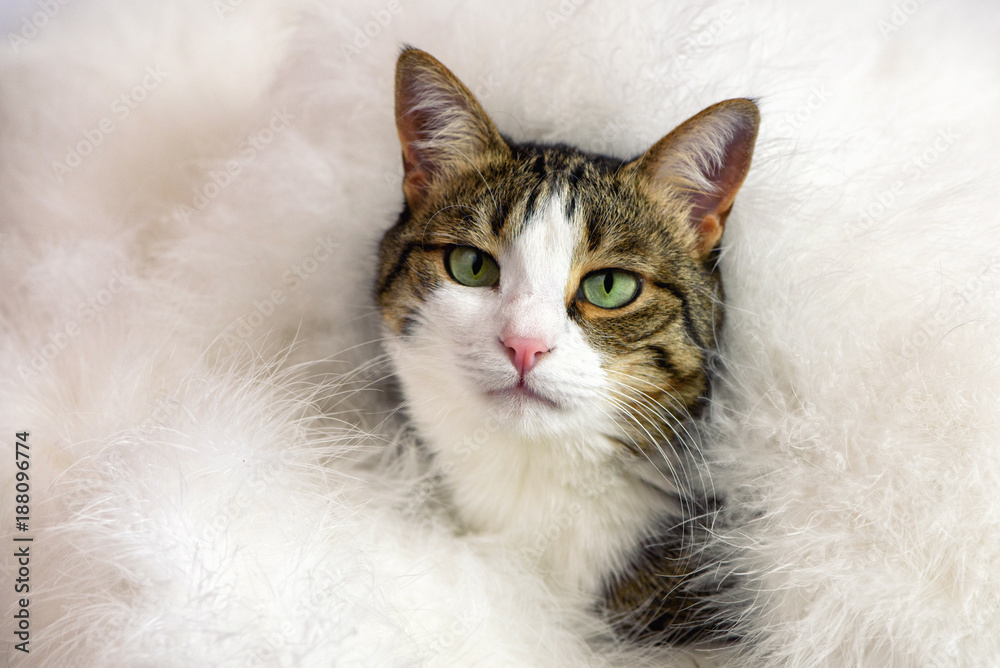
[377, 48, 758, 644]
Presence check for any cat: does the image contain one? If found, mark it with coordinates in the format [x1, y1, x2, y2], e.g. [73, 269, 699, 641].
[376, 47, 758, 643]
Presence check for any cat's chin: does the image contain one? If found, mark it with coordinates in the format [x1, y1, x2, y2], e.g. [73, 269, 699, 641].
[479, 382, 583, 438]
[485, 383, 559, 409]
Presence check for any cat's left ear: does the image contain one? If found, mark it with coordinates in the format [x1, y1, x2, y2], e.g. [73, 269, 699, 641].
[629, 99, 759, 259]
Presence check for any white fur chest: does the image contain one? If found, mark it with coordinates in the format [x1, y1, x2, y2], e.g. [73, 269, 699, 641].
[419, 411, 675, 598]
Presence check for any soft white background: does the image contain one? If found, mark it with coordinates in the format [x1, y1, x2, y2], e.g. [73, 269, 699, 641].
[1, 1, 999, 666]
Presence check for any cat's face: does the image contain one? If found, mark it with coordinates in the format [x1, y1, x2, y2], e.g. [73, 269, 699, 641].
[378, 49, 758, 452]
[379, 144, 717, 445]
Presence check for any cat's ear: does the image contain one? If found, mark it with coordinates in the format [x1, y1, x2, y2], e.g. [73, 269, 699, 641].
[394, 48, 508, 208]
[629, 99, 759, 259]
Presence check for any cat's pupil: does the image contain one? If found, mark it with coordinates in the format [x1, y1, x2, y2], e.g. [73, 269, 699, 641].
[603, 271, 614, 295]
[471, 252, 483, 277]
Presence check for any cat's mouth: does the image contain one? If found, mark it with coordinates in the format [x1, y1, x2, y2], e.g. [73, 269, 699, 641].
[486, 382, 559, 409]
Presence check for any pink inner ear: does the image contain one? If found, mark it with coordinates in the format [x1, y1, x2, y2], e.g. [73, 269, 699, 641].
[688, 127, 756, 253]
[395, 82, 440, 203]
[691, 127, 755, 220]
[632, 99, 758, 258]
[394, 50, 512, 210]
[397, 118, 428, 201]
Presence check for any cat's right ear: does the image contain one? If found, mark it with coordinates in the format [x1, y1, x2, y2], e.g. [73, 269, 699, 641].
[394, 48, 508, 209]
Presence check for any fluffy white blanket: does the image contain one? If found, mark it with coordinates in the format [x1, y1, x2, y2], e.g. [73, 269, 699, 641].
[2, 1, 999, 666]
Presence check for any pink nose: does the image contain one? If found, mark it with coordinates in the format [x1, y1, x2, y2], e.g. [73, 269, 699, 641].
[503, 336, 550, 378]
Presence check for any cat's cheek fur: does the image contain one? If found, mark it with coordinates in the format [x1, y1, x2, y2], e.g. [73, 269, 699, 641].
[388, 283, 614, 441]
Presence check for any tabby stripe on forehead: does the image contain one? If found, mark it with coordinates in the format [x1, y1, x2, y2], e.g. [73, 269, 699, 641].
[530, 153, 546, 178]
[491, 198, 512, 235]
[523, 180, 545, 220]
[585, 213, 603, 251]
[652, 280, 705, 350]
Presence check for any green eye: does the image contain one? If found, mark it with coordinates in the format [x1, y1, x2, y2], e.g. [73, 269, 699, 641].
[447, 246, 500, 287]
[581, 269, 640, 309]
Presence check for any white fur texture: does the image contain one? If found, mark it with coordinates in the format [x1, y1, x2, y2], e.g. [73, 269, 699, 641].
[1, 0, 999, 666]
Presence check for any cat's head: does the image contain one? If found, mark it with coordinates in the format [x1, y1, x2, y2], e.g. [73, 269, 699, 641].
[377, 48, 757, 453]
